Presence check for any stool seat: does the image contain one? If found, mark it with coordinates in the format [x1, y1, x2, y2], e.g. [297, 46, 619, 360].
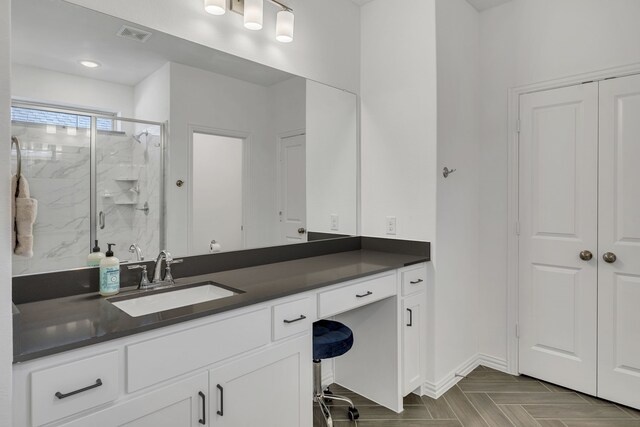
[313, 319, 354, 360]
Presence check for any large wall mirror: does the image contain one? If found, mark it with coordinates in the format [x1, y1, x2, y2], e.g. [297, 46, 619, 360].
[11, 0, 358, 276]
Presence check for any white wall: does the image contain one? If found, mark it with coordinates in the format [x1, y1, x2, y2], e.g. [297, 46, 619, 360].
[478, 0, 640, 364]
[11, 63, 134, 116]
[306, 80, 357, 236]
[64, 0, 361, 94]
[0, 0, 12, 422]
[134, 62, 170, 123]
[167, 62, 276, 255]
[360, 0, 437, 242]
[434, 0, 481, 380]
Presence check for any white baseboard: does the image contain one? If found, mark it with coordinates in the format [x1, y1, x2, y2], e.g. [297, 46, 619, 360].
[477, 353, 508, 373]
[420, 353, 509, 399]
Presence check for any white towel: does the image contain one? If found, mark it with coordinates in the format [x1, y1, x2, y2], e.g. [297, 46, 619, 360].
[12, 174, 38, 257]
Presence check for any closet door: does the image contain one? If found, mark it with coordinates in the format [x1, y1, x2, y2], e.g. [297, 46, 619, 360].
[518, 83, 599, 395]
[598, 74, 640, 409]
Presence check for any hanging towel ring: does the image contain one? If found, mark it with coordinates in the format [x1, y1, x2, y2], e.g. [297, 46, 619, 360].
[11, 136, 22, 178]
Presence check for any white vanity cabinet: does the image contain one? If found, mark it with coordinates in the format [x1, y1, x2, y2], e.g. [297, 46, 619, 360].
[399, 265, 427, 396]
[209, 335, 312, 427]
[13, 262, 429, 426]
[58, 372, 208, 427]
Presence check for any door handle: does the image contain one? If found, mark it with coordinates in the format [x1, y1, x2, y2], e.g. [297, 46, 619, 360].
[298, 227, 306, 234]
[603, 252, 617, 263]
[99, 211, 105, 230]
[407, 308, 413, 327]
[579, 250, 593, 261]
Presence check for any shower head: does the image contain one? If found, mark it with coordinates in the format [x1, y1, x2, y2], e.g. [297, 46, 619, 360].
[132, 130, 149, 143]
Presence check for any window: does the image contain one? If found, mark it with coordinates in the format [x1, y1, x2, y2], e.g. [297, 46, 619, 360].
[11, 106, 115, 131]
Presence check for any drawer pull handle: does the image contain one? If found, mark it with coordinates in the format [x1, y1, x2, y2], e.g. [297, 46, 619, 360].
[217, 384, 224, 416]
[199, 391, 206, 424]
[407, 308, 413, 327]
[410, 279, 424, 284]
[55, 379, 102, 399]
[356, 291, 373, 298]
[284, 315, 307, 324]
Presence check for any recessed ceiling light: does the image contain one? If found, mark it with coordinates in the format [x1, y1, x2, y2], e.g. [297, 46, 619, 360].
[79, 60, 101, 68]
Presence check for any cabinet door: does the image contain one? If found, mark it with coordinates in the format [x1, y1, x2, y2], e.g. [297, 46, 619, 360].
[209, 335, 312, 427]
[402, 293, 425, 395]
[598, 74, 640, 410]
[60, 372, 208, 427]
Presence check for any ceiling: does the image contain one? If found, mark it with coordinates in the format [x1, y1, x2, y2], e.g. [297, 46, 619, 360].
[351, 0, 512, 12]
[12, 0, 295, 87]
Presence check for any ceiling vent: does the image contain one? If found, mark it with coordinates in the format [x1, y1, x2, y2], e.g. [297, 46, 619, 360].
[116, 25, 152, 43]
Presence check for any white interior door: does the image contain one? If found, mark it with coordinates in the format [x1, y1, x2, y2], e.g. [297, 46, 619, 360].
[279, 134, 307, 243]
[191, 132, 244, 255]
[518, 83, 599, 395]
[598, 74, 640, 409]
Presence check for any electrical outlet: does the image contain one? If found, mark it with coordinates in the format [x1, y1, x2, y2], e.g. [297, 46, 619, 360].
[330, 214, 339, 231]
[386, 216, 397, 235]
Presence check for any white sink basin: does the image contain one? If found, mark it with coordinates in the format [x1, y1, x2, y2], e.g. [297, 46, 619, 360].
[111, 283, 238, 317]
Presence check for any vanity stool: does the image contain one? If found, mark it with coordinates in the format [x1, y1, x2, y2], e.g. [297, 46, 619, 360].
[313, 319, 360, 425]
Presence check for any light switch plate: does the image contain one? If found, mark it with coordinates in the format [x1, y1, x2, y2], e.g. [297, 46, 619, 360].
[386, 216, 397, 235]
[330, 214, 339, 231]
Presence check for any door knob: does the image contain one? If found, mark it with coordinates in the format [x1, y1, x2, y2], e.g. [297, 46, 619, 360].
[603, 252, 617, 263]
[579, 250, 593, 261]
[297, 228, 306, 234]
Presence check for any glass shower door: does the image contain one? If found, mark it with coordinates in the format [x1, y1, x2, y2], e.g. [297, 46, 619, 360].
[95, 118, 163, 263]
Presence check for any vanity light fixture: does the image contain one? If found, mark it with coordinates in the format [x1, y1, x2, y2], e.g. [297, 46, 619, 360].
[210, 0, 294, 42]
[79, 60, 101, 68]
[204, 0, 226, 15]
[276, 9, 294, 43]
[243, 0, 264, 30]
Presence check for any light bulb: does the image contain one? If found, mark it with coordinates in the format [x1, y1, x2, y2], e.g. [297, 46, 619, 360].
[276, 10, 294, 42]
[204, 0, 226, 15]
[244, 0, 263, 30]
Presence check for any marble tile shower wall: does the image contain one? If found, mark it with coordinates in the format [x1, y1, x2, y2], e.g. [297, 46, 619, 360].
[96, 130, 161, 265]
[11, 123, 161, 275]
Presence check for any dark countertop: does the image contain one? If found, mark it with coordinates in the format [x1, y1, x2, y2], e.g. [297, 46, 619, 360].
[13, 249, 427, 363]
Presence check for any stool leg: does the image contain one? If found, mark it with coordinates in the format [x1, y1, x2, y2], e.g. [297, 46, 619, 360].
[313, 359, 323, 399]
[313, 359, 335, 427]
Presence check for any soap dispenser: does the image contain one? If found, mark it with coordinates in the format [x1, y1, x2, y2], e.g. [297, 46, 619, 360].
[87, 240, 105, 267]
[99, 243, 120, 296]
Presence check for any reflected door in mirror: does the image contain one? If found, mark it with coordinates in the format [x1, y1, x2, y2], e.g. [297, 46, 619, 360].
[190, 133, 245, 255]
[280, 134, 307, 244]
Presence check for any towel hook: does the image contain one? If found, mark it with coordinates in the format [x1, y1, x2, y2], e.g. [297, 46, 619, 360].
[443, 167, 457, 178]
[11, 136, 22, 179]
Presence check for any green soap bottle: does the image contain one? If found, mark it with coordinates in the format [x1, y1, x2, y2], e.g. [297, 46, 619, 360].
[99, 243, 120, 296]
[87, 240, 105, 267]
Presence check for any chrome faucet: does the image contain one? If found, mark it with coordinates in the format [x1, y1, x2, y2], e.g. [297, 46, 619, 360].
[152, 250, 183, 286]
[129, 244, 144, 261]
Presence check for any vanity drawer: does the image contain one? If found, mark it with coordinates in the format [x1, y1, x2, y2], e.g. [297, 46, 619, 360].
[126, 307, 269, 392]
[31, 350, 119, 427]
[401, 266, 427, 296]
[272, 297, 315, 341]
[318, 273, 396, 318]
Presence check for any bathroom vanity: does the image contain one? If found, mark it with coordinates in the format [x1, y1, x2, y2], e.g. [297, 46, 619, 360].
[12, 240, 429, 426]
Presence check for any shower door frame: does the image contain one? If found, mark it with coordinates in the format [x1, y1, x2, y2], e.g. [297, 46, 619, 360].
[11, 100, 167, 259]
